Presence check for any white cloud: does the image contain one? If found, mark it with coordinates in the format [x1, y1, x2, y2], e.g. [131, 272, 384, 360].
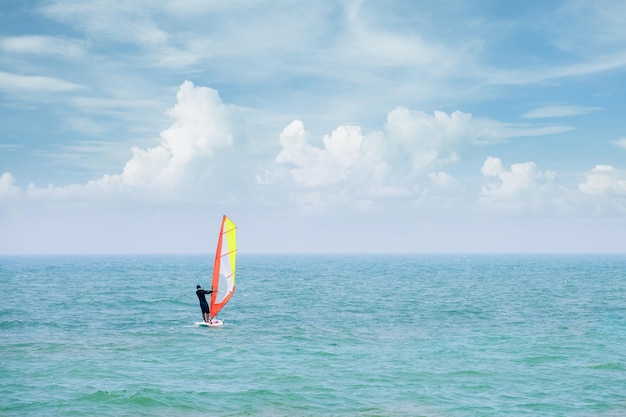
[268, 107, 572, 209]
[553, 1, 626, 52]
[0, 35, 85, 57]
[274, 121, 387, 189]
[4, 81, 234, 200]
[484, 51, 626, 86]
[104, 80, 234, 189]
[522, 105, 602, 119]
[428, 171, 454, 187]
[385, 107, 572, 150]
[614, 137, 626, 149]
[69, 97, 160, 113]
[270, 108, 477, 194]
[0, 79, 608, 219]
[340, 4, 456, 74]
[0, 71, 83, 93]
[38, 1, 200, 70]
[261, 106, 580, 216]
[41, 1, 167, 45]
[0, 173, 20, 198]
[384, 108, 465, 170]
[479, 157, 556, 211]
[578, 165, 626, 195]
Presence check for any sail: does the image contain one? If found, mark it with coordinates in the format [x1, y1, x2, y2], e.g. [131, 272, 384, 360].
[210, 215, 237, 318]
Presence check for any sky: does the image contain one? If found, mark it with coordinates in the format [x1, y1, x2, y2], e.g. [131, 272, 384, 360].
[1, 0, 625, 254]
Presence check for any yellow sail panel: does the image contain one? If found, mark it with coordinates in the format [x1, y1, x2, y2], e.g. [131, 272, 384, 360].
[210, 215, 237, 318]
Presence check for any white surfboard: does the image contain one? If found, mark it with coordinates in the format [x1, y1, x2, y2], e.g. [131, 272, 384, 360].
[195, 319, 224, 328]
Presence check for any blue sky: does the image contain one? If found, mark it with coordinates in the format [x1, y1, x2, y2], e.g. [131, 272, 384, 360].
[1, 0, 625, 254]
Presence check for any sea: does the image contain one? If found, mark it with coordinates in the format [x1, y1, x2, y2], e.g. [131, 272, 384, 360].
[1, 254, 625, 416]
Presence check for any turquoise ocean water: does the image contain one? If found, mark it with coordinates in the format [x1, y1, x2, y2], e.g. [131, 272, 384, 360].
[1, 254, 625, 416]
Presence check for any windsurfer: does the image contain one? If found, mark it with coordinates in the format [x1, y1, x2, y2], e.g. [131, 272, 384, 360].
[196, 285, 213, 323]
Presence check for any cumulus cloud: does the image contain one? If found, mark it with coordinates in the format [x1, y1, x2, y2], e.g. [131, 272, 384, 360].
[0, 173, 20, 198]
[578, 165, 626, 195]
[1, 81, 606, 217]
[274, 121, 387, 189]
[384, 107, 571, 164]
[269, 108, 480, 194]
[614, 137, 626, 149]
[479, 157, 556, 211]
[3, 81, 233, 201]
[268, 107, 568, 204]
[428, 171, 454, 187]
[96, 81, 233, 190]
[384, 108, 465, 170]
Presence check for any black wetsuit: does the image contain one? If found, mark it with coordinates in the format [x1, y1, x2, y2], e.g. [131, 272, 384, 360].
[196, 289, 212, 316]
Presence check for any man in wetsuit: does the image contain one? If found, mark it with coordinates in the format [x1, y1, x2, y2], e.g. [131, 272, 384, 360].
[196, 285, 213, 323]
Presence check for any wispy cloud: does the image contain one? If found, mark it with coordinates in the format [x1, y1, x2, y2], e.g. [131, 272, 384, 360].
[39, 1, 202, 69]
[614, 137, 626, 149]
[0, 71, 83, 93]
[0, 35, 86, 57]
[522, 105, 602, 119]
[484, 51, 626, 86]
[41, 140, 134, 174]
[553, 0, 626, 53]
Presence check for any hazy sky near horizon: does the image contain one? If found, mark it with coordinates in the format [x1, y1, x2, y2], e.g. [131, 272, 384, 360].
[1, 0, 625, 254]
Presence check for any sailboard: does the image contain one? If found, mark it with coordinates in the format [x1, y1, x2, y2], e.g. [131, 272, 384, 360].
[195, 215, 237, 328]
